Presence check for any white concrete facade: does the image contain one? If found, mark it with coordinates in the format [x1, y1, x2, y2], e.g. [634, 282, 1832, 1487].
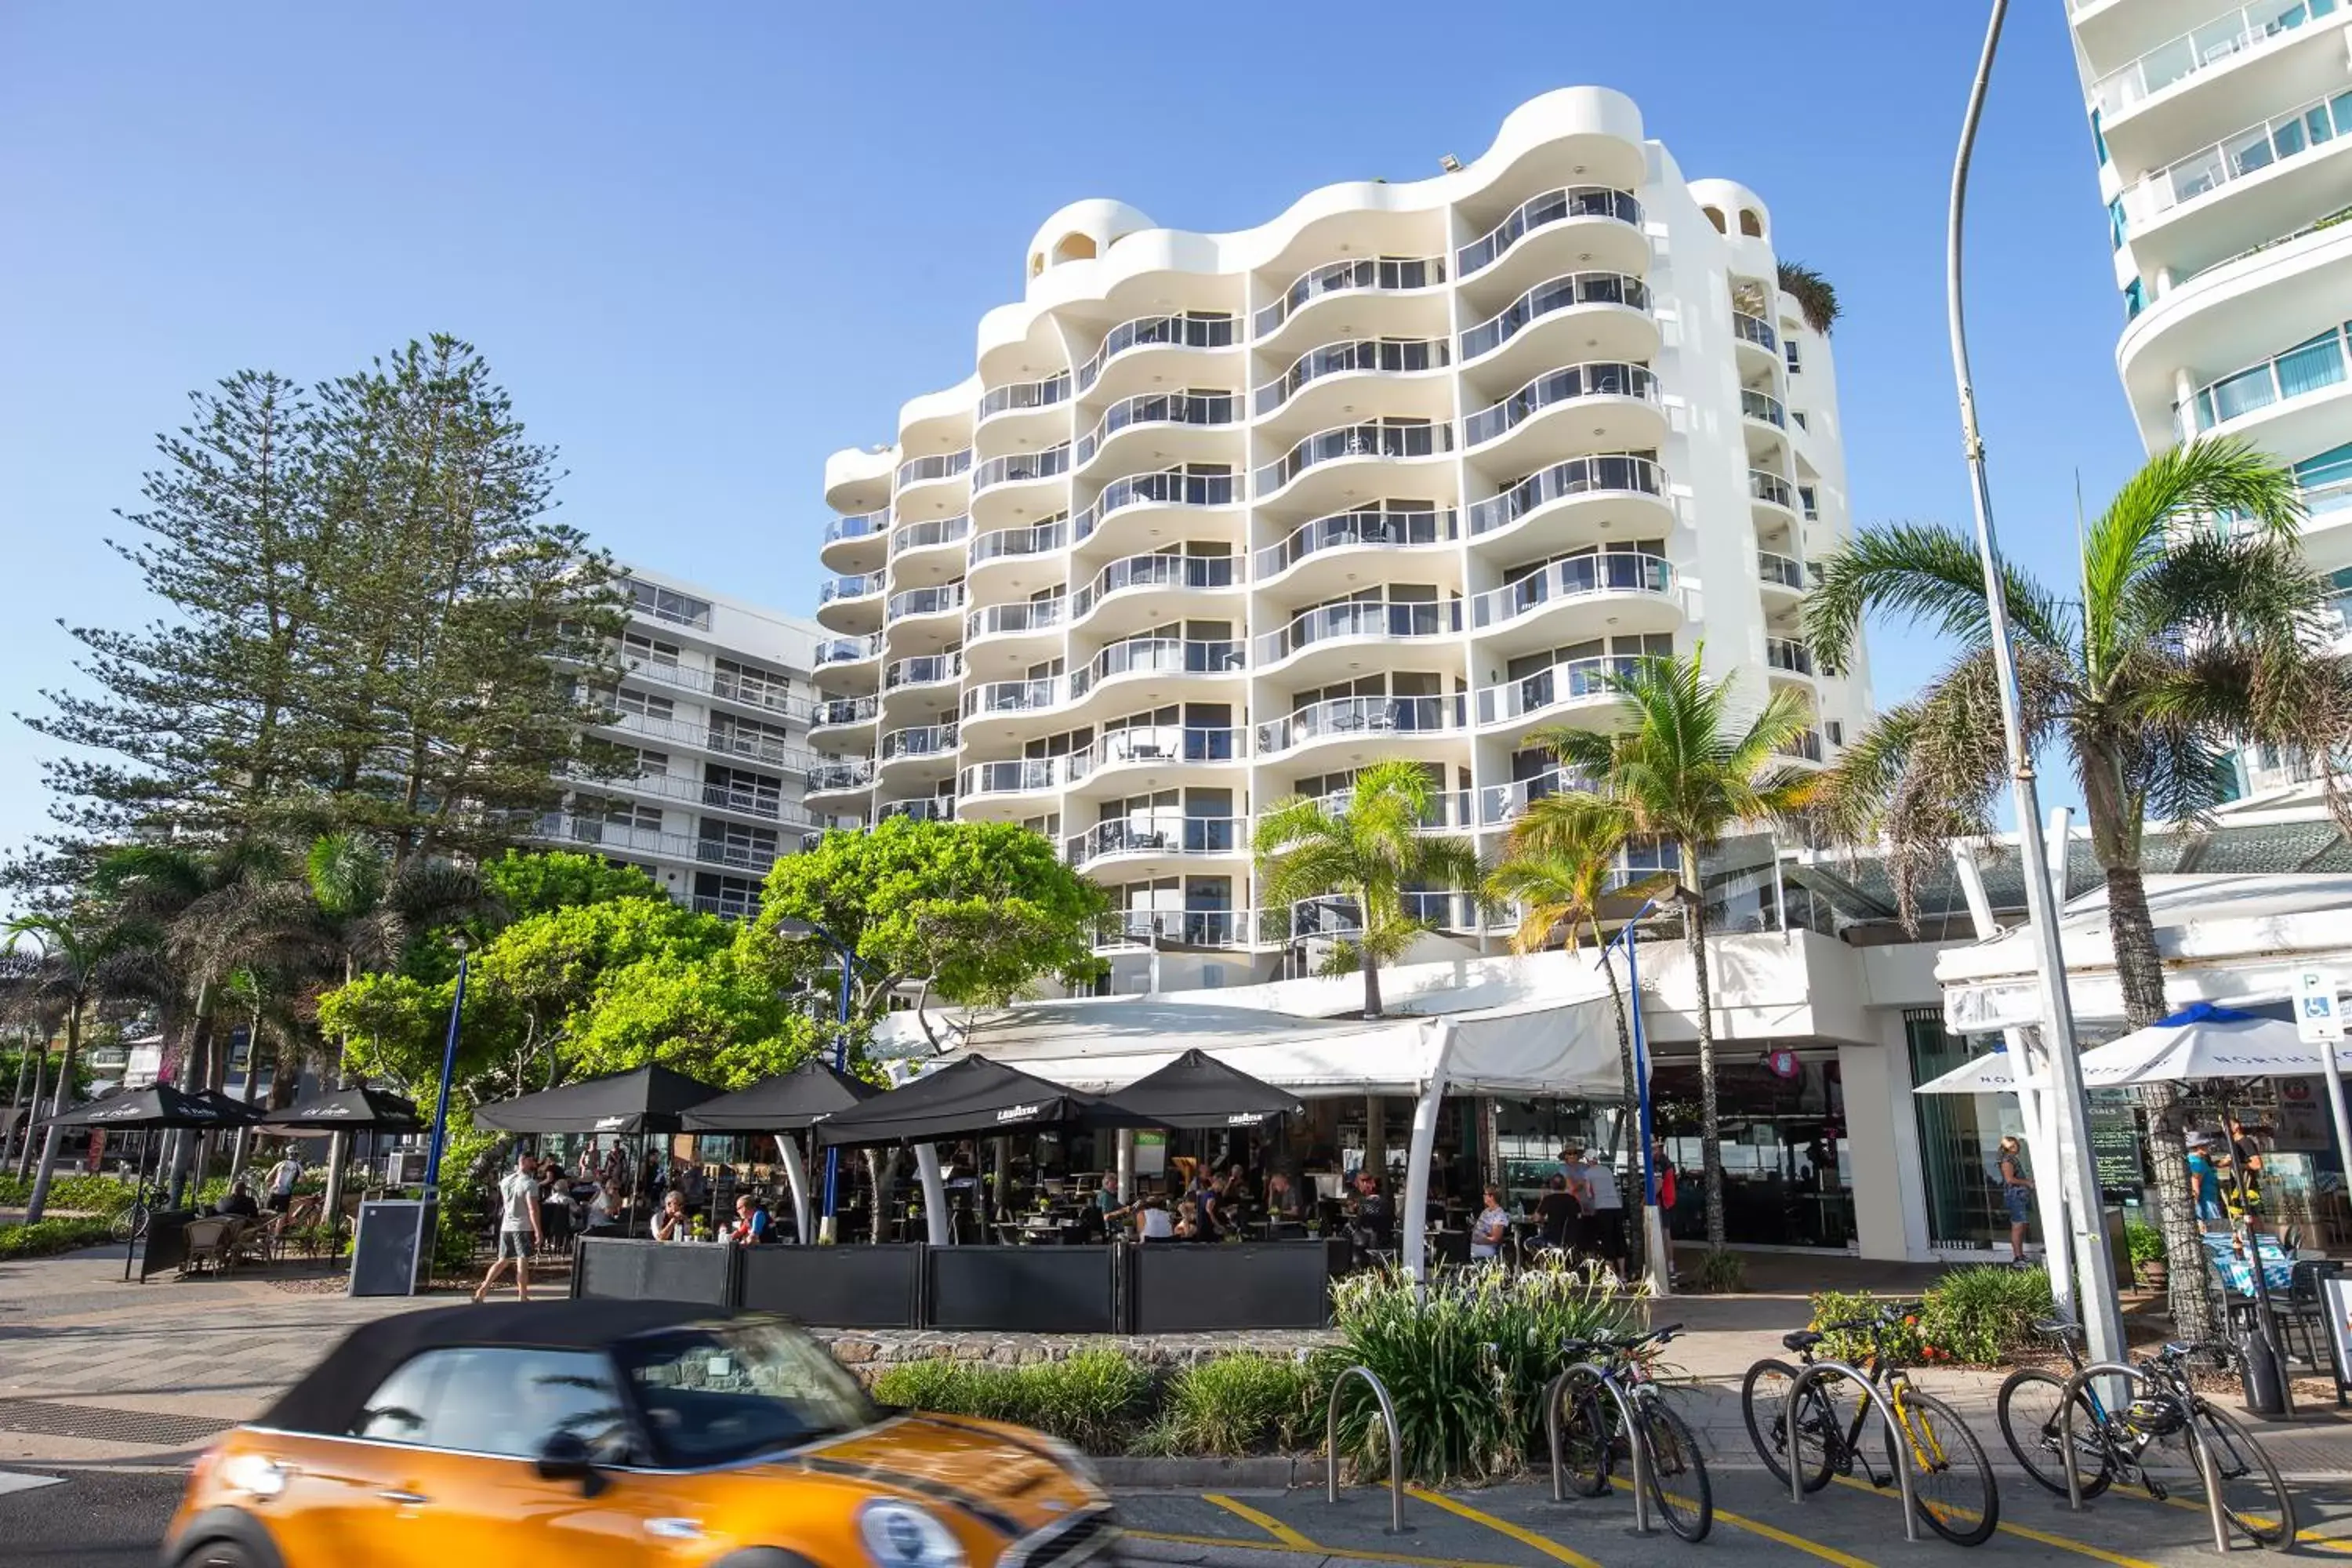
[533, 566, 827, 916]
[2071, 0, 2352, 794]
[810, 86, 1871, 982]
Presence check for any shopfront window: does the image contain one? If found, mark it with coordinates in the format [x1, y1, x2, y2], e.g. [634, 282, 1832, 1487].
[1905, 1009, 2016, 1252]
[1653, 1055, 1852, 1248]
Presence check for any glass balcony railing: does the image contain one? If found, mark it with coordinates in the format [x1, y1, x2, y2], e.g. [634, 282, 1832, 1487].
[1258, 693, 1467, 754]
[1478, 764, 1602, 825]
[1072, 552, 1236, 617]
[972, 444, 1070, 494]
[1294, 785, 1475, 831]
[2128, 89, 2352, 223]
[965, 598, 1066, 640]
[815, 634, 882, 667]
[896, 448, 971, 489]
[1255, 421, 1450, 493]
[1468, 453, 1666, 535]
[969, 518, 1068, 565]
[811, 695, 878, 729]
[1733, 312, 1780, 352]
[1073, 469, 1236, 539]
[1254, 255, 1445, 336]
[1740, 388, 1787, 428]
[1777, 730, 1827, 763]
[977, 371, 1072, 423]
[889, 514, 971, 557]
[1076, 391, 1238, 466]
[1766, 637, 1817, 676]
[1067, 725, 1245, 780]
[961, 757, 1065, 796]
[1759, 550, 1806, 590]
[818, 572, 883, 605]
[1464, 361, 1657, 446]
[1255, 505, 1457, 577]
[1256, 597, 1461, 663]
[1090, 907, 1276, 951]
[807, 760, 875, 792]
[1068, 637, 1244, 700]
[1750, 469, 1796, 509]
[880, 724, 959, 761]
[879, 797, 956, 823]
[962, 677, 1067, 717]
[1076, 314, 1239, 391]
[884, 651, 963, 689]
[1461, 272, 1650, 361]
[824, 509, 888, 545]
[1254, 338, 1447, 415]
[1476, 656, 1642, 724]
[2092, 0, 2339, 120]
[2180, 319, 2351, 432]
[885, 583, 965, 622]
[1065, 815, 1243, 868]
[1456, 186, 1644, 276]
[1470, 552, 1674, 629]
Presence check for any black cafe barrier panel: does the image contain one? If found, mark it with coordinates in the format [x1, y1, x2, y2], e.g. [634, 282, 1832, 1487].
[571, 1235, 1350, 1333]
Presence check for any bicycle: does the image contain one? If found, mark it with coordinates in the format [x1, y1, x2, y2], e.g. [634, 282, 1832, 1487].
[1995, 1317, 2294, 1550]
[1740, 1301, 1999, 1546]
[110, 1196, 152, 1243]
[1553, 1323, 1712, 1542]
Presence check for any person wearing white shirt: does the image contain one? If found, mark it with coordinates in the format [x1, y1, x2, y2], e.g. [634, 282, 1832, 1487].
[264, 1153, 303, 1214]
[1136, 1194, 1174, 1242]
[473, 1152, 545, 1303]
[1470, 1186, 1511, 1263]
[1584, 1152, 1626, 1269]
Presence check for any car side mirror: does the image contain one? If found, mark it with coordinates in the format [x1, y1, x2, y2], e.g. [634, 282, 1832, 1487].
[535, 1431, 607, 1497]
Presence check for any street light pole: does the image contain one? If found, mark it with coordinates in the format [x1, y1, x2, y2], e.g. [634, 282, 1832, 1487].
[1600, 898, 1670, 1296]
[820, 938, 852, 1243]
[423, 935, 469, 1192]
[1947, 0, 2125, 1367]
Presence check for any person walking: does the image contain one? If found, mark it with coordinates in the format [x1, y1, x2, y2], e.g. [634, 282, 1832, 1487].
[1996, 1134, 2034, 1267]
[264, 1149, 303, 1214]
[1584, 1145, 1627, 1272]
[474, 1151, 545, 1303]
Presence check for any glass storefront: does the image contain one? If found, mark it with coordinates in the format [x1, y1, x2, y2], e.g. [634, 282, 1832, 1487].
[1652, 1056, 1853, 1248]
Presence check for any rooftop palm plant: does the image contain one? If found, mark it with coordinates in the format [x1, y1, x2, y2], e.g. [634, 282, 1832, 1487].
[1529, 650, 1818, 1257]
[1802, 437, 2352, 1341]
[1776, 260, 1840, 336]
[1253, 760, 1482, 1018]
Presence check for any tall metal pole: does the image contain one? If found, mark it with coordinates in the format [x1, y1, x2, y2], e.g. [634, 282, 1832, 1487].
[423, 940, 469, 1191]
[818, 942, 851, 1243]
[1947, 0, 2124, 1368]
[1602, 898, 1671, 1296]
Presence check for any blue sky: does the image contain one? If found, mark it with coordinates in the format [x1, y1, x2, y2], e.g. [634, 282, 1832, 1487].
[0, 1, 2138, 865]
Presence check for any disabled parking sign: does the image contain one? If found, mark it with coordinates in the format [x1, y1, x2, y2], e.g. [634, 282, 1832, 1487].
[2297, 969, 2343, 1044]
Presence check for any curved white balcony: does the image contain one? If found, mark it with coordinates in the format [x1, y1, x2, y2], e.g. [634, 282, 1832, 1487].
[1287, 783, 1476, 832]
[1254, 338, 1449, 417]
[819, 508, 890, 572]
[879, 723, 960, 762]
[1066, 724, 1247, 787]
[961, 676, 1067, 720]
[809, 694, 879, 738]
[1475, 655, 1641, 729]
[1777, 729, 1826, 764]
[1070, 552, 1240, 627]
[805, 760, 876, 797]
[878, 796, 956, 823]
[882, 650, 964, 693]
[1470, 553, 1676, 648]
[1064, 814, 1245, 872]
[1750, 468, 1797, 517]
[1257, 693, 1468, 757]
[960, 757, 1068, 802]
[1759, 550, 1806, 594]
[1463, 361, 1663, 467]
[1460, 272, 1653, 372]
[815, 572, 885, 634]
[1069, 637, 1246, 703]
[884, 582, 966, 626]
[1254, 254, 1446, 339]
[1255, 504, 1460, 587]
[896, 448, 972, 495]
[969, 518, 1069, 569]
[1468, 453, 1670, 543]
[1072, 468, 1240, 552]
[889, 513, 972, 560]
[1254, 597, 1463, 669]
[2124, 91, 2352, 252]
[1075, 390, 1240, 470]
[1255, 421, 1453, 499]
[976, 371, 1072, 427]
[2177, 321, 2352, 459]
[1732, 311, 1780, 361]
[1479, 764, 1600, 826]
[964, 597, 1067, 648]
[1766, 637, 1817, 679]
[1090, 908, 1279, 953]
[971, 443, 1070, 498]
[1457, 185, 1645, 279]
[1740, 388, 1787, 430]
[814, 633, 883, 673]
[1076, 313, 1240, 394]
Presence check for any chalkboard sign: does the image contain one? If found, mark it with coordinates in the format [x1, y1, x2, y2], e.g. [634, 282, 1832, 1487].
[2087, 1098, 2143, 1195]
[349, 1199, 434, 1298]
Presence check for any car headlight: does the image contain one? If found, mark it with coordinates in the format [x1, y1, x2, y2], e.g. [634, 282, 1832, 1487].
[858, 1500, 967, 1568]
[1038, 1434, 1103, 1491]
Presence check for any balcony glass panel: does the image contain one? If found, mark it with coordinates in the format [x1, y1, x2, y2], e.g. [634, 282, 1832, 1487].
[878, 797, 956, 823]
[966, 598, 1067, 639]
[884, 652, 963, 689]
[1759, 550, 1806, 590]
[819, 572, 883, 605]
[1456, 186, 1644, 276]
[1733, 312, 1779, 352]
[962, 758, 1063, 795]
[1069, 638, 1244, 699]
[1257, 506, 1457, 576]
[1076, 314, 1238, 390]
[1461, 273, 1650, 361]
[970, 519, 1068, 565]
[889, 514, 971, 557]
[1255, 422, 1451, 493]
[1073, 553, 1236, 616]
[1477, 655, 1641, 724]
[811, 696, 878, 728]
[1076, 390, 1239, 466]
[1256, 693, 1465, 752]
[1471, 553, 1673, 628]
[1740, 388, 1787, 427]
[1076, 470, 1236, 539]
[2092, 0, 2340, 120]
[815, 635, 882, 666]
[2132, 90, 2352, 221]
[1255, 339, 1447, 415]
[885, 583, 966, 622]
[972, 444, 1071, 493]
[977, 371, 1072, 422]
[1254, 255, 1444, 336]
[896, 448, 972, 488]
[824, 509, 888, 545]
[962, 677, 1066, 716]
[807, 761, 875, 792]
[2186, 324, 2350, 430]
[1464, 362, 1658, 446]
[1065, 815, 1243, 867]
[1258, 597, 1461, 662]
[1068, 725, 1245, 779]
[880, 724, 959, 760]
[1766, 637, 1817, 676]
[1468, 454, 1665, 535]
[1750, 469, 1795, 508]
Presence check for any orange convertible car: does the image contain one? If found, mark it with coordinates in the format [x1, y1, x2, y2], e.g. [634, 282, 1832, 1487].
[165, 1299, 1120, 1568]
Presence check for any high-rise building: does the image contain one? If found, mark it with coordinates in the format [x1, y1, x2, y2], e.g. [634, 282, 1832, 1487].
[2070, 0, 2352, 793]
[535, 566, 826, 917]
[810, 86, 1869, 988]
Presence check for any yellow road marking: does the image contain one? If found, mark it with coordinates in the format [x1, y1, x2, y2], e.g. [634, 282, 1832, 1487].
[1129, 1526, 1518, 1568]
[1825, 1472, 2160, 1566]
[2107, 1477, 2339, 1554]
[1403, 1485, 1605, 1568]
[1203, 1492, 1318, 1551]
[1704, 1504, 1877, 1567]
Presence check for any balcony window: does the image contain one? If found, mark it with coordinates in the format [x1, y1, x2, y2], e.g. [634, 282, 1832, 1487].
[628, 579, 712, 630]
[615, 687, 673, 721]
[714, 658, 790, 710]
[623, 631, 681, 666]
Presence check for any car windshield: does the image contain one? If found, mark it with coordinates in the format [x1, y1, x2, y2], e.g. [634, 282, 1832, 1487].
[612, 1318, 878, 1467]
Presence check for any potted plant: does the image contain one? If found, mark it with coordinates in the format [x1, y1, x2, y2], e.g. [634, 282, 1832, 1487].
[2125, 1220, 2166, 1290]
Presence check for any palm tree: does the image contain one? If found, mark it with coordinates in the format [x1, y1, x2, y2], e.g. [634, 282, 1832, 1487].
[1804, 438, 2351, 1340]
[4, 909, 154, 1223]
[1529, 650, 1818, 1255]
[1253, 760, 1483, 1018]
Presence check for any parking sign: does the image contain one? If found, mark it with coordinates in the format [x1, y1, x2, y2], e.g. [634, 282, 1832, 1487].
[2299, 969, 2344, 1044]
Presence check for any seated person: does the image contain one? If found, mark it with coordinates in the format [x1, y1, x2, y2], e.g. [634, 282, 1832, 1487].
[1135, 1190, 1175, 1243]
[1174, 1200, 1202, 1242]
[1470, 1185, 1511, 1262]
[728, 1192, 771, 1244]
[584, 1181, 622, 1232]
[1534, 1174, 1580, 1250]
[1265, 1171, 1305, 1226]
[650, 1189, 692, 1242]
[1348, 1170, 1395, 1250]
[1071, 1188, 1113, 1243]
[216, 1180, 260, 1221]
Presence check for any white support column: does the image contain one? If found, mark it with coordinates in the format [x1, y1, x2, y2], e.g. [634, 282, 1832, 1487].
[1116, 1128, 1135, 1203]
[914, 1144, 950, 1246]
[778, 1133, 813, 1246]
[1401, 1024, 1457, 1286]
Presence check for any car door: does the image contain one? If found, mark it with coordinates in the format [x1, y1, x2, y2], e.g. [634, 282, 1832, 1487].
[251, 1346, 460, 1568]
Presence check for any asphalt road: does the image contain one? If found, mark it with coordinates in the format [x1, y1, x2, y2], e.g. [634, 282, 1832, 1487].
[4, 1468, 183, 1566]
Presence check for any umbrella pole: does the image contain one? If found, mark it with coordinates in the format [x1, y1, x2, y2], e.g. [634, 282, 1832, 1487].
[2223, 1095, 2293, 1417]
[123, 1134, 151, 1283]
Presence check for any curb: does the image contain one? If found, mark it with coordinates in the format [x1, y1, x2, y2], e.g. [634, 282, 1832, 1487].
[1120, 1539, 1316, 1567]
[1098, 1456, 1303, 1490]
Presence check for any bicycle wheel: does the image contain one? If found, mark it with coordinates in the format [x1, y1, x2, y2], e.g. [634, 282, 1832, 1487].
[1741, 1358, 1835, 1491]
[1885, 1387, 1998, 1547]
[2190, 1399, 2295, 1550]
[1637, 1398, 1712, 1543]
[1552, 1377, 1612, 1499]
[1996, 1367, 2113, 1500]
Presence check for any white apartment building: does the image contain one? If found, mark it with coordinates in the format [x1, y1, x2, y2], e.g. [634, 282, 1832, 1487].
[2071, 0, 2352, 794]
[810, 86, 1871, 988]
[535, 567, 826, 918]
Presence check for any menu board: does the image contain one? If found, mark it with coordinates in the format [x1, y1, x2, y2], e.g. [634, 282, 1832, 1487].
[2086, 1097, 2144, 1194]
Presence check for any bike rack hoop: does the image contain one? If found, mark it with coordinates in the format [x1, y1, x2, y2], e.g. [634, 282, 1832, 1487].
[1784, 1360, 1920, 1544]
[1326, 1363, 1404, 1534]
[1543, 1362, 1654, 1534]
[2057, 1361, 2229, 1555]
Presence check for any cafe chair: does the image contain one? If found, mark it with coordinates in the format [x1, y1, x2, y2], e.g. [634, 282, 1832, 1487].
[180, 1217, 234, 1278]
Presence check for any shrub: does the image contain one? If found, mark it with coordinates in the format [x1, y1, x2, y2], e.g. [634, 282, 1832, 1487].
[1807, 1265, 2053, 1368]
[1807, 1288, 1925, 1366]
[1144, 1355, 1320, 1457]
[2125, 1221, 2165, 1269]
[873, 1348, 1152, 1453]
[0, 1218, 115, 1259]
[1323, 1260, 1640, 1485]
[1697, 1249, 1747, 1293]
[0, 1174, 141, 1215]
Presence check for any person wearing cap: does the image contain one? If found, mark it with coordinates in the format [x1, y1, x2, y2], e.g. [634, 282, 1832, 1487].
[2186, 1132, 2225, 1223]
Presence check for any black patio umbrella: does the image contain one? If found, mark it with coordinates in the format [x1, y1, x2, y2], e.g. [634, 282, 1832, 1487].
[809, 1055, 1147, 1151]
[681, 1062, 877, 1131]
[259, 1085, 425, 1134]
[1105, 1047, 1303, 1129]
[43, 1083, 259, 1131]
[472, 1063, 721, 1134]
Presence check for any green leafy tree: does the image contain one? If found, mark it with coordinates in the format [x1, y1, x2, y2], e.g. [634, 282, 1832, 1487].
[1803, 438, 2352, 1339]
[4, 909, 156, 1222]
[1530, 651, 1817, 1254]
[566, 942, 818, 1089]
[478, 850, 662, 924]
[1252, 760, 1483, 1018]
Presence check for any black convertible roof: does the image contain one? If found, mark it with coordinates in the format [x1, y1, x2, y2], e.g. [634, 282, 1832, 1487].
[259, 1298, 740, 1436]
